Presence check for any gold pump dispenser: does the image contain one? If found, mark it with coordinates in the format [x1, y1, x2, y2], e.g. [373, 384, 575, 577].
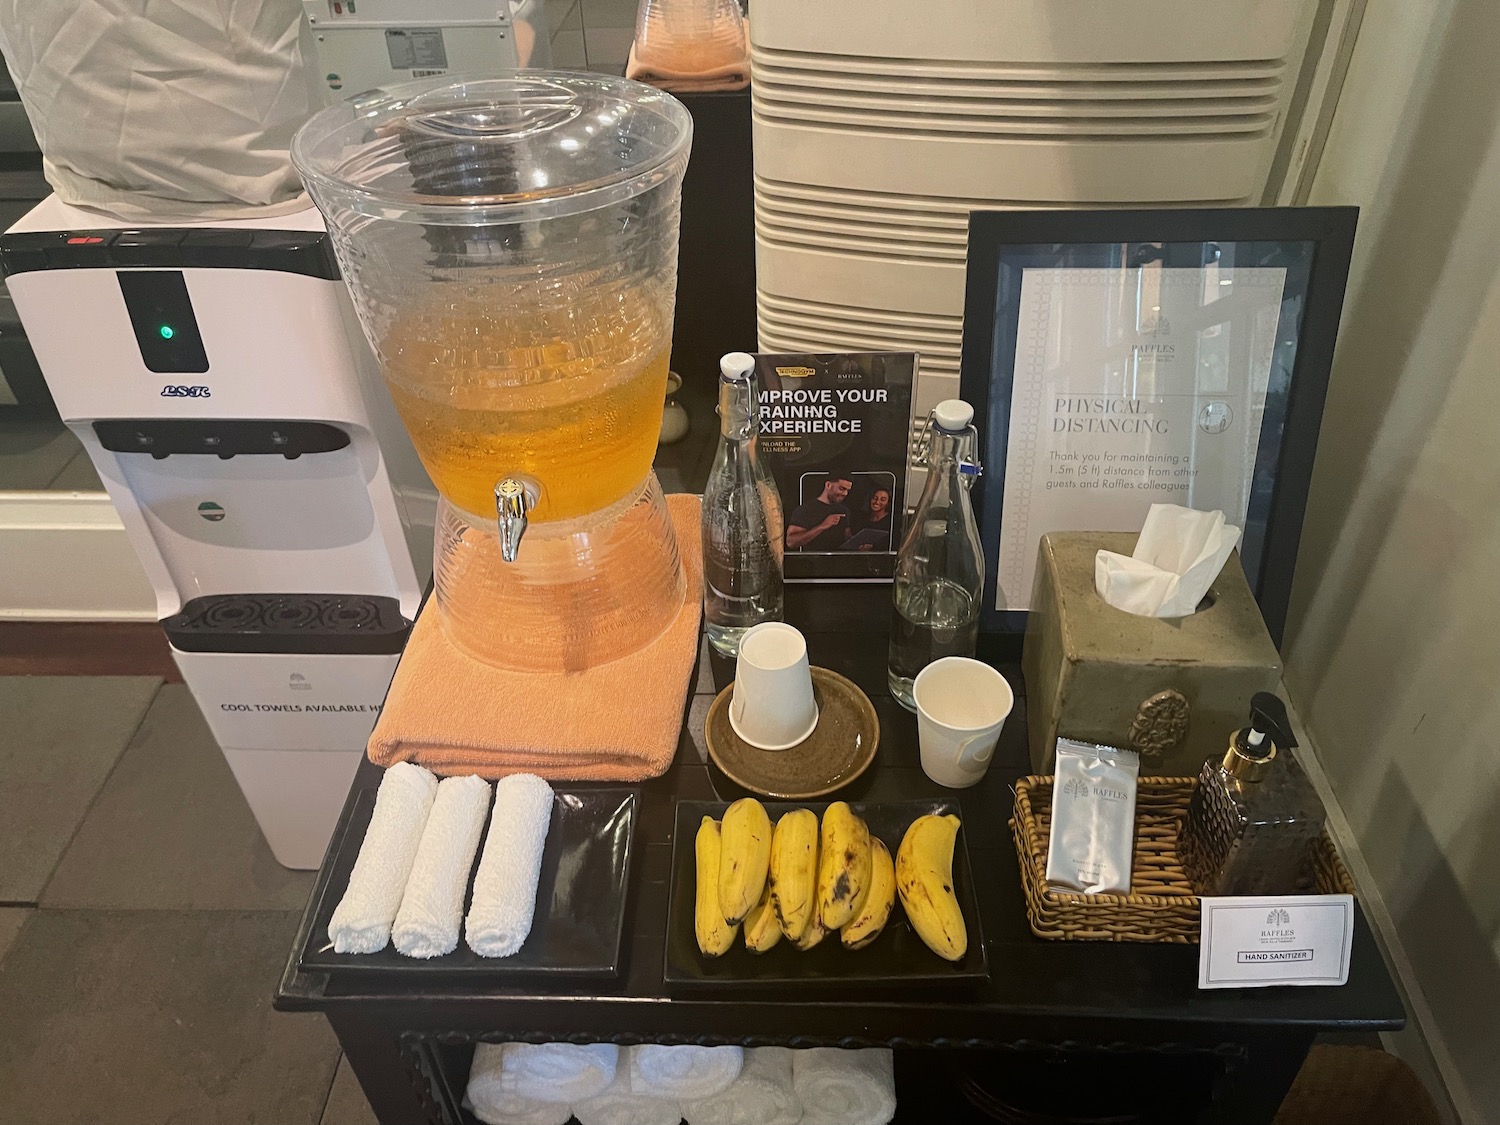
[1180, 692, 1326, 896]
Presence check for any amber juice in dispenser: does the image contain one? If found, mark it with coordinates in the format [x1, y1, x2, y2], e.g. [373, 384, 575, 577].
[383, 284, 672, 524]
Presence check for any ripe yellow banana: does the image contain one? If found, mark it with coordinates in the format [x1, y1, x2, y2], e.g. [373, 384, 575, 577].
[718, 798, 773, 926]
[743, 884, 783, 953]
[792, 917, 827, 950]
[895, 814, 967, 961]
[694, 817, 737, 956]
[817, 802, 873, 930]
[768, 808, 819, 941]
[840, 837, 896, 949]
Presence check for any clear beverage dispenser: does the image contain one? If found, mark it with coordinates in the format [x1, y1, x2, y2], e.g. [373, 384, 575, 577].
[292, 75, 693, 672]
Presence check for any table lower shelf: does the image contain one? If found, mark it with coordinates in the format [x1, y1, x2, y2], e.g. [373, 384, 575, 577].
[415, 1040, 1221, 1125]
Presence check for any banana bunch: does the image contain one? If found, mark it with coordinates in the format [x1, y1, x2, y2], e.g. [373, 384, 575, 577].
[895, 814, 967, 961]
[699, 798, 952, 957]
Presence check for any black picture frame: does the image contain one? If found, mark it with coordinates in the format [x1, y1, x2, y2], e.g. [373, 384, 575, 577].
[959, 207, 1357, 649]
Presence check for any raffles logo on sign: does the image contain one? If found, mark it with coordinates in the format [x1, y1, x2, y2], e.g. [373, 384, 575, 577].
[1199, 895, 1355, 989]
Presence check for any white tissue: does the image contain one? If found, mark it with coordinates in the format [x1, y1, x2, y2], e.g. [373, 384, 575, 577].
[328, 762, 438, 954]
[466, 773, 555, 957]
[793, 1047, 897, 1125]
[683, 1046, 800, 1125]
[467, 1043, 593, 1125]
[392, 774, 492, 958]
[575, 1050, 684, 1125]
[632, 1043, 743, 1100]
[1095, 504, 1242, 618]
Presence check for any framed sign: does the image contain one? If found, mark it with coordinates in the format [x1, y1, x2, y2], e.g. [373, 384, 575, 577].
[959, 208, 1357, 646]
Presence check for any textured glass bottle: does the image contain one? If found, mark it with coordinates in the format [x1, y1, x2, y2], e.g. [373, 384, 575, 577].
[1179, 693, 1327, 896]
[701, 352, 784, 655]
[887, 400, 984, 710]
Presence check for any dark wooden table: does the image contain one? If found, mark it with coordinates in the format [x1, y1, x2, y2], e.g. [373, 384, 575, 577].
[276, 585, 1405, 1125]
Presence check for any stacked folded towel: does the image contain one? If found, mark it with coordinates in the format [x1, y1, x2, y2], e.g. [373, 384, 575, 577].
[467, 1042, 592, 1125]
[683, 1046, 800, 1125]
[468, 1043, 898, 1125]
[327, 762, 438, 953]
[575, 1049, 684, 1125]
[393, 774, 491, 958]
[793, 1048, 897, 1125]
[467, 1042, 620, 1124]
[501, 1041, 620, 1103]
[632, 1043, 743, 1101]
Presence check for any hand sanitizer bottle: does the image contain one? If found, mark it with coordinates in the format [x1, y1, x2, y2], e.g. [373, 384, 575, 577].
[1179, 692, 1327, 896]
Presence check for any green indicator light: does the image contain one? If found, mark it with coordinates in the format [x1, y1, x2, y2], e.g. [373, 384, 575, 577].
[159, 325, 175, 340]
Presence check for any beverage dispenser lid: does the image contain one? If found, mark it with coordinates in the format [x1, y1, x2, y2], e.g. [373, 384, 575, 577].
[291, 73, 693, 226]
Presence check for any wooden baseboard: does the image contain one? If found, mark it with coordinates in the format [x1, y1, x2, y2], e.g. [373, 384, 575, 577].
[0, 492, 156, 621]
[0, 620, 181, 680]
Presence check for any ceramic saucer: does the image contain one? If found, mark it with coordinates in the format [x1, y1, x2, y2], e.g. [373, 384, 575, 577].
[704, 667, 878, 799]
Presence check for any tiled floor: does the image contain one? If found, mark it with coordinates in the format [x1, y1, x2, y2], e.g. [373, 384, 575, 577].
[0, 675, 160, 902]
[41, 686, 317, 912]
[0, 676, 376, 1125]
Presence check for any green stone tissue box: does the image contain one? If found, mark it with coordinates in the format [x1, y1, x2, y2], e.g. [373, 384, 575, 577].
[1022, 531, 1281, 777]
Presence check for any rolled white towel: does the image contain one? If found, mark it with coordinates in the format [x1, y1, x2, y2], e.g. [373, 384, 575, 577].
[392, 774, 492, 958]
[793, 1048, 897, 1125]
[682, 1046, 799, 1125]
[483, 1041, 619, 1105]
[575, 1049, 683, 1125]
[466, 773, 555, 957]
[328, 762, 438, 954]
[468, 1099, 572, 1125]
[467, 1043, 576, 1125]
[632, 1044, 742, 1101]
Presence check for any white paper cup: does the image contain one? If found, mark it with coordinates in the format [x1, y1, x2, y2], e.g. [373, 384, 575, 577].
[913, 657, 1014, 788]
[728, 622, 819, 750]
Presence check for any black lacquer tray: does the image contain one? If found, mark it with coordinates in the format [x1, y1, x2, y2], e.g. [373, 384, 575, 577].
[665, 799, 989, 991]
[300, 785, 637, 978]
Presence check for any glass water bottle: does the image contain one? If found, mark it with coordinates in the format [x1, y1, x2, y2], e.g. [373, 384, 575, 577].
[888, 400, 984, 710]
[701, 352, 784, 655]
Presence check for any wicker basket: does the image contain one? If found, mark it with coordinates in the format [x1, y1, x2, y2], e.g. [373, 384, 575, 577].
[1012, 775, 1354, 943]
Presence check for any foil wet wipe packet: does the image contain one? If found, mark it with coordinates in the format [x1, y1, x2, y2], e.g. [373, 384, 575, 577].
[1045, 739, 1140, 894]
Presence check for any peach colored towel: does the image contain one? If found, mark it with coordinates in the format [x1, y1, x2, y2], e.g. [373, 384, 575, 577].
[625, 42, 749, 93]
[368, 495, 702, 781]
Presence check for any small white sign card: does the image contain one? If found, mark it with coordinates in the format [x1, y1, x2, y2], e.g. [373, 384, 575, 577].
[1198, 894, 1355, 990]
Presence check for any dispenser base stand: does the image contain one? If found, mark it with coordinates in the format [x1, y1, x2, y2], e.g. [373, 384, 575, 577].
[368, 495, 703, 781]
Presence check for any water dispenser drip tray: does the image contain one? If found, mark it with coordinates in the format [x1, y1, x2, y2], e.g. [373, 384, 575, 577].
[163, 593, 410, 654]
